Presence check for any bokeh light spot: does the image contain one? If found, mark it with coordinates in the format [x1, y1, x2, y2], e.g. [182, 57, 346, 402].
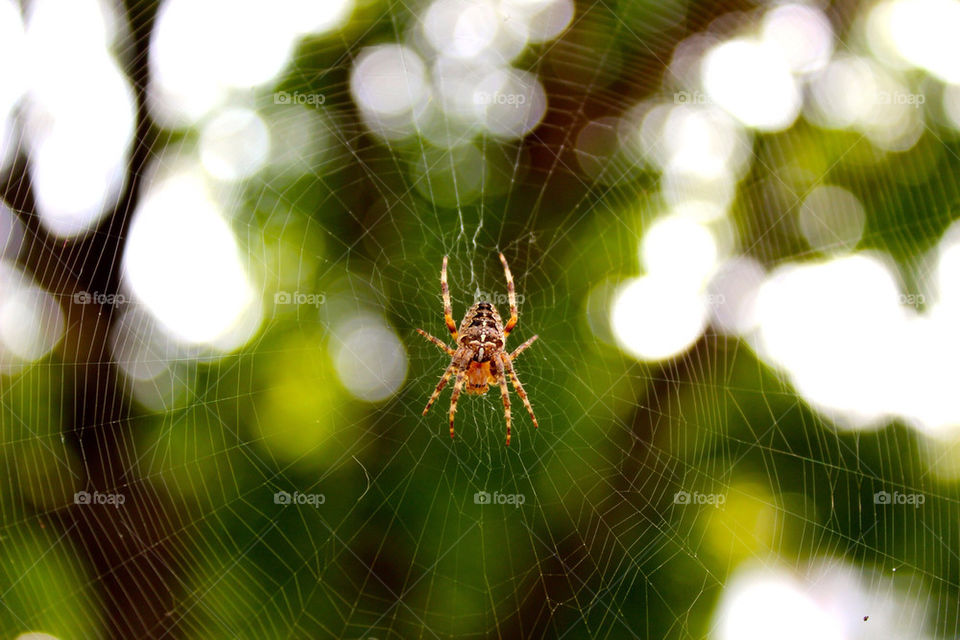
[122, 170, 260, 349]
[334, 315, 408, 402]
[200, 107, 270, 181]
[611, 275, 708, 362]
[703, 38, 801, 131]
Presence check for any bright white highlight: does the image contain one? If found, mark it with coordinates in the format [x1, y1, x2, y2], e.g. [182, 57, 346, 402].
[149, 0, 353, 127]
[423, 0, 572, 63]
[350, 45, 431, 139]
[334, 315, 408, 402]
[424, 0, 503, 60]
[661, 106, 750, 180]
[200, 108, 270, 181]
[714, 572, 843, 640]
[702, 39, 801, 131]
[713, 562, 930, 640]
[0, 261, 63, 367]
[641, 216, 718, 288]
[24, 0, 116, 67]
[612, 212, 725, 363]
[23, 0, 134, 239]
[806, 56, 879, 129]
[914, 226, 960, 433]
[753, 255, 905, 428]
[611, 275, 708, 362]
[744, 217, 960, 435]
[0, 0, 26, 118]
[122, 171, 260, 349]
[352, 45, 429, 116]
[884, 0, 960, 83]
[761, 4, 834, 74]
[805, 55, 923, 151]
[631, 103, 745, 215]
[150, 0, 288, 125]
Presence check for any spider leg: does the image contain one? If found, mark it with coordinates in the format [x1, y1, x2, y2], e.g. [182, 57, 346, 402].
[496, 358, 513, 446]
[499, 253, 518, 337]
[509, 334, 538, 361]
[502, 354, 538, 429]
[423, 362, 456, 415]
[442, 256, 458, 340]
[448, 370, 466, 439]
[416, 328, 455, 356]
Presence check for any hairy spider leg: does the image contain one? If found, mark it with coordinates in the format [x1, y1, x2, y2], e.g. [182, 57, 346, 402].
[499, 253, 518, 337]
[502, 353, 538, 429]
[416, 328, 455, 356]
[497, 360, 513, 445]
[423, 363, 456, 415]
[449, 370, 466, 439]
[509, 334, 538, 361]
[442, 256, 458, 339]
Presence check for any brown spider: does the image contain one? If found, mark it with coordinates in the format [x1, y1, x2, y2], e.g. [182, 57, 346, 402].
[417, 253, 539, 445]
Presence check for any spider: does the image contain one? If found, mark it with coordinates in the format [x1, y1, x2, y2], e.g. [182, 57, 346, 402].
[417, 253, 539, 446]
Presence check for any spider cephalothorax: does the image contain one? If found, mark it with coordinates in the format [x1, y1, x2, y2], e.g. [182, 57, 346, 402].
[416, 253, 539, 445]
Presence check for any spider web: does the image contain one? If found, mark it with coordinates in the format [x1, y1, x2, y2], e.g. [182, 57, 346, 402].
[0, 0, 957, 639]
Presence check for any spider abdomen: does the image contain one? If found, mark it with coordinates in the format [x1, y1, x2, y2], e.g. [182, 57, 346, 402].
[465, 360, 496, 395]
[459, 301, 504, 362]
